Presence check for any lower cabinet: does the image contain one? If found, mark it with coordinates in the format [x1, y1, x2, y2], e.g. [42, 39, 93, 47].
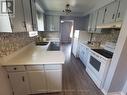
[78, 43, 90, 67]
[5, 65, 62, 95]
[45, 70, 62, 92]
[27, 71, 47, 94]
[8, 72, 29, 95]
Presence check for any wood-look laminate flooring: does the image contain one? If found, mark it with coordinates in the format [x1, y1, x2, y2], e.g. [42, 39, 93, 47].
[35, 44, 103, 95]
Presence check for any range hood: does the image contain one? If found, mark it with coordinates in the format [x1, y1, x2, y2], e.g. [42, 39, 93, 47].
[96, 21, 122, 29]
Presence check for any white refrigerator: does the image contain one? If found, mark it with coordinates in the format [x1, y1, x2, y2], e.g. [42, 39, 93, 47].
[72, 30, 80, 57]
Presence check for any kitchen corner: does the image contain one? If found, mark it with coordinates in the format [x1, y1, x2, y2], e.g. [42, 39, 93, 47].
[0, 38, 65, 94]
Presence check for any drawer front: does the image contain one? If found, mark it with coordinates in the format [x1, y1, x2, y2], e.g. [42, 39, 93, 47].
[5, 66, 26, 72]
[26, 65, 44, 71]
[44, 65, 62, 70]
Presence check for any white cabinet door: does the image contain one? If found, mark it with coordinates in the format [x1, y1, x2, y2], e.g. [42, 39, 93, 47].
[79, 45, 85, 64]
[104, 1, 118, 24]
[79, 44, 90, 66]
[46, 15, 60, 31]
[91, 10, 98, 32]
[53, 16, 60, 31]
[88, 13, 93, 32]
[10, 0, 26, 32]
[22, 0, 33, 31]
[116, 0, 127, 22]
[96, 7, 106, 26]
[31, 0, 38, 31]
[46, 15, 53, 31]
[8, 72, 29, 95]
[45, 70, 62, 92]
[37, 12, 45, 31]
[27, 71, 46, 94]
[88, 11, 98, 33]
[72, 38, 79, 57]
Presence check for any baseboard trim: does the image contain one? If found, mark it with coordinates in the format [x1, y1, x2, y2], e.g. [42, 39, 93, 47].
[101, 89, 125, 95]
[107, 92, 121, 95]
[102, 89, 108, 95]
[121, 92, 126, 95]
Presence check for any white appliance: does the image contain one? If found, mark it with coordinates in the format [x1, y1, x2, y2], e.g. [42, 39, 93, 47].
[86, 42, 116, 89]
[72, 30, 79, 57]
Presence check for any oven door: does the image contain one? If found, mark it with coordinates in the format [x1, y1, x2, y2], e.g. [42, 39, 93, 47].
[88, 55, 101, 78]
[86, 51, 111, 88]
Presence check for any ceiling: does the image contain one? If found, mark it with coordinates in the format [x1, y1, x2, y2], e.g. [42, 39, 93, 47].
[39, 0, 114, 16]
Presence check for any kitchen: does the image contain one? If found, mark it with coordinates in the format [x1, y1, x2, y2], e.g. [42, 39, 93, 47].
[0, 0, 127, 95]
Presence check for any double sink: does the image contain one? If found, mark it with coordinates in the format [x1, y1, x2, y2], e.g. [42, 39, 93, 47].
[36, 41, 60, 51]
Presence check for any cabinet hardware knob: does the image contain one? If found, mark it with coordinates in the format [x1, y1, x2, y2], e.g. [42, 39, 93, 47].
[13, 68, 17, 70]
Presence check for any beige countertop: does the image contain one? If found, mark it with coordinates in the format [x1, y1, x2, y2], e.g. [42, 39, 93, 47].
[1, 43, 65, 66]
[79, 42, 102, 50]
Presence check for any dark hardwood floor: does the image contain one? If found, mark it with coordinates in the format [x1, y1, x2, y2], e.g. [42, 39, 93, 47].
[36, 44, 103, 95]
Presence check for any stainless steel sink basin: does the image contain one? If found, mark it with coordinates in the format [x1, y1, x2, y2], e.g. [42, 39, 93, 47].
[47, 42, 60, 51]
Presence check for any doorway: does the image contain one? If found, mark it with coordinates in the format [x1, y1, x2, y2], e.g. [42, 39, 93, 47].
[60, 20, 74, 44]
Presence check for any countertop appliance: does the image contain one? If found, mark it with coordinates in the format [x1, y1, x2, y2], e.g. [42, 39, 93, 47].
[86, 42, 116, 89]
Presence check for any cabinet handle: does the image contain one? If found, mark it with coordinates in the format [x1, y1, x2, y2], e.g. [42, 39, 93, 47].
[13, 68, 17, 70]
[112, 14, 115, 19]
[105, 9, 107, 12]
[22, 76, 25, 82]
[22, 21, 26, 28]
[118, 12, 120, 18]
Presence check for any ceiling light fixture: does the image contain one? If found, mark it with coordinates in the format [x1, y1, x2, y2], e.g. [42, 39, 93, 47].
[63, 4, 72, 15]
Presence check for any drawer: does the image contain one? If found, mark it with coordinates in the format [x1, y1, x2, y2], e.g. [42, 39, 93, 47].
[5, 66, 26, 72]
[44, 65, 62, 70]
[26, 65, 44, 71]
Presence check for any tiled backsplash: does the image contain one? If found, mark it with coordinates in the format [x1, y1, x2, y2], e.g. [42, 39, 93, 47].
[0, 32, 35, 57]
[92, 29, 120, 44]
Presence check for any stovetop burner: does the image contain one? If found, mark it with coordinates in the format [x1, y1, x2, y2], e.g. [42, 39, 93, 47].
[92, 49, 113, 58]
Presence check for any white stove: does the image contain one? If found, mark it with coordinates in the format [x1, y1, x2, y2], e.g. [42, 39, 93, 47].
[86, 42, 116, 89]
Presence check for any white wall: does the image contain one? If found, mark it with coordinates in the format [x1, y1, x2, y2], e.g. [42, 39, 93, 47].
[0, 64, 12, 95]
[79, 31, 90, 43]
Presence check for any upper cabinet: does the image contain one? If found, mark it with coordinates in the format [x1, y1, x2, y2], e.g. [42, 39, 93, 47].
[45, 15, 60, 31]
[96, 7, 106, 27]
[91, 10, 98, 31]
[103, 1, 119, 24]
[88, 0, 127, 31]
[116, 0, 127, 22]
[10, 0, 27, 32]
[31, 0, 38, 31]
[88, 13, 93, 32]
[88, 10, 98, 33]
[0, 0, 37, 32]
[36, 11, 45, 31]
[23, 0, 34, 32]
